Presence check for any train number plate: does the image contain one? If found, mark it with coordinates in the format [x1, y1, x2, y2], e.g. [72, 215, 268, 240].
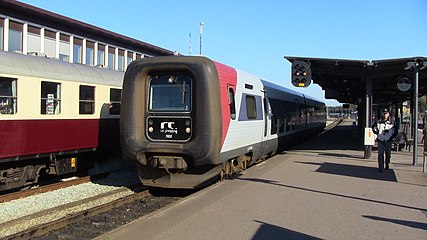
[147, 117, 192, 142]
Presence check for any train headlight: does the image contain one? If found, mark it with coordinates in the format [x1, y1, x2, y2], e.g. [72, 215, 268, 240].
[186, 127, 191, 133]
[149, 127, 154, 132]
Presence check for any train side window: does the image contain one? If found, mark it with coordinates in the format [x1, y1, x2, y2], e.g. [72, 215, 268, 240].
[79, 85, 95, 114]
[227, 86, 236, 120]
[41, 81, 61, 115]
[0, 77, 17, 114]
[109, 88, 121, 115]
[271, 115, 277, 134]
[279, 115, 285, 133]
[246, 95, 257, 120]
[269, 98, 278, 134]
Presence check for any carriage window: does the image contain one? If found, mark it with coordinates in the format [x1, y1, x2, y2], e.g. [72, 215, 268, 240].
[280, 115, 285, 133]
[149, 74, 192, 112]
[79, 85, 95, 114]
[246, 95, 257, 120]
[41, 81, 61, 114]
[0, 77, 17, 114]
[228, 86, 236, 120]
[109, 88, 121, 115]
[271, 115, 277, 134]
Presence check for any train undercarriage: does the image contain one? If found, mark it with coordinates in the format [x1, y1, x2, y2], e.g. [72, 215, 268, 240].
[0, 153, 80, 192]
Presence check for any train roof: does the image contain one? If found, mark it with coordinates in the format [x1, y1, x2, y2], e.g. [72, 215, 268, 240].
[303, 94, 325, 106]
[261, 79, 303, 100]
[0, 51, 124, 87]
[261, 80, 324, 105]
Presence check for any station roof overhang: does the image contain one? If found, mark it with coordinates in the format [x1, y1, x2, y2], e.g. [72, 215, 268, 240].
[285, 56, 427, 106]
[0, 0, 174, 56]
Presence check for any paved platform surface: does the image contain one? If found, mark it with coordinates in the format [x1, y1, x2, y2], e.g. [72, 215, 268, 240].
[98, 119, 427, 240]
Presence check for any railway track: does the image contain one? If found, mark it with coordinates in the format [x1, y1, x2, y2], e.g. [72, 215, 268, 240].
[2, 188, 149, 239]
[323, 118, 343, 133]
[2, 188, 186, 240]
[0, 175, 105, 203]
[0, 166, 187, 240]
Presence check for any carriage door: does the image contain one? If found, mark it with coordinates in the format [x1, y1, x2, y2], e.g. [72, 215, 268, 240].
[260, 89, 272, 155]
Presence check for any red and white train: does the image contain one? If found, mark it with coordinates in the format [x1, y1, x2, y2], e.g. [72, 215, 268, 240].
[0, 51, 123, 191]
[121, 56, 326, 189]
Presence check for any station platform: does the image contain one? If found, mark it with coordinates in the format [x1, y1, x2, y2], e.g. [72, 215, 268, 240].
[98, 119, 427, 240]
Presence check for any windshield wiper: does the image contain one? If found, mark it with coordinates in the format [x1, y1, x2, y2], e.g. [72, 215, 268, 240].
[168, 76, 186, 104]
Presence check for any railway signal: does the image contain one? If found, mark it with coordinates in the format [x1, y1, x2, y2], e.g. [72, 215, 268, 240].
[291, 60, 312, 87]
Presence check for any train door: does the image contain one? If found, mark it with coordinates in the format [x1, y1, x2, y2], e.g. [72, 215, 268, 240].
[260, 89, 273, 156]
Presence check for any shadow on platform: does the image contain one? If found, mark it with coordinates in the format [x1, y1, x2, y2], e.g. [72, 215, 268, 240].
[295, 125, 364, 151]
[317, 152, 364, 159]
[295, 161, 398, 182]
[252, 220, 321, 240]
[236, 177, 427, 212]
[363, 215, 427, 231]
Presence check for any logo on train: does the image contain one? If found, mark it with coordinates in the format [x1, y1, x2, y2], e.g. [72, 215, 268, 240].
[160, 121, 178, 135]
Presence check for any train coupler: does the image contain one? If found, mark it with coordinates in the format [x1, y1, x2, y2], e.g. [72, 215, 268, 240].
[148, 155, 188, 172]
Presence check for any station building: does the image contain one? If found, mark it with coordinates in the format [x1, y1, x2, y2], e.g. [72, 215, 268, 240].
[0, 0, 174, 72]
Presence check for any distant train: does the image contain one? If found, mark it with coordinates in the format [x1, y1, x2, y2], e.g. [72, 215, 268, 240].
[0, 51, 123, 191]
[121, 56, 326, 189]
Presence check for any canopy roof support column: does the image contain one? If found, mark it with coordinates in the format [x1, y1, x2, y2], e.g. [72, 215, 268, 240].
[364, 76, 373, 159]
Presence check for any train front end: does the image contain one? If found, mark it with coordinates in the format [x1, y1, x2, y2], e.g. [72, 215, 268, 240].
[120, 56, 223, 188]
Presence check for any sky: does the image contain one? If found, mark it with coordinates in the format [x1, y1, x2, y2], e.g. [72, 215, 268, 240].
[20, 0, 427, 106]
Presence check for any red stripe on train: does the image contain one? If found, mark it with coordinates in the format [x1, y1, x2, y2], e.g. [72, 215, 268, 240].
[214, 61, 237, 146]
[0, 119, 118, 159]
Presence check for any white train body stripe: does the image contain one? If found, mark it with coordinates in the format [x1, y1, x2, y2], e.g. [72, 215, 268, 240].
[0, 51, 123, 120]
[220, 69, 265, 153]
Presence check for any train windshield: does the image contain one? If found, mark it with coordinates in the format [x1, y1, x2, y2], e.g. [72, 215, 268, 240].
[149, 74, 192, 112]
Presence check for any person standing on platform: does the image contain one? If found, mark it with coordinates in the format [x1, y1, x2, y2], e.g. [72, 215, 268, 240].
[371, 108, 397, 172]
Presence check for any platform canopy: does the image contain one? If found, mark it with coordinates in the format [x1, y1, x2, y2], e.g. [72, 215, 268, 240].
[285, 56, 427, 105]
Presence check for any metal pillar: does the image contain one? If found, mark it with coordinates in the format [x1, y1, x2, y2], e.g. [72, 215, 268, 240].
[364, 76, 373, 159]
[413, 63, 419, 165]
[405, 60, 425, 165]
[399, 102, 403, 131]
